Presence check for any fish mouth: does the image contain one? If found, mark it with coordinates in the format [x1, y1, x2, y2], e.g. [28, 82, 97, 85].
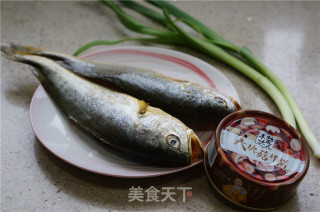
[187, 130, 204, 163]
[230, 97, 242, 111]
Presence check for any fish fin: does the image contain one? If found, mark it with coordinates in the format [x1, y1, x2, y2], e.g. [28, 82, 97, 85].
[161, 75, 197, 84]
[164, 77, 188, 83]
[138, 100, 149, 115]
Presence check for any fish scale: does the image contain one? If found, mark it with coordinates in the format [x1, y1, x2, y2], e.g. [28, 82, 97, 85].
[1, 43, 203, 166]
[4, 44, 241, 123]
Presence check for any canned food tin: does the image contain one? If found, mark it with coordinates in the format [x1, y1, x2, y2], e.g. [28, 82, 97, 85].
[204, 110, 309, 210]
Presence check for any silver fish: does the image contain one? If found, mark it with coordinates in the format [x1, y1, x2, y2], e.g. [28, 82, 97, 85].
[1, 44, 203, 166]
[6, 44, 241, 124]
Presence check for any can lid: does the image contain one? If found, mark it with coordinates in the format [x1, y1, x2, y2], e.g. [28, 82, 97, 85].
[216, 110, 309, 183]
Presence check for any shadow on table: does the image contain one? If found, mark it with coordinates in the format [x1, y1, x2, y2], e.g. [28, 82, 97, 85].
[4, 84, 38, 109]
[34, 138, 207, 209]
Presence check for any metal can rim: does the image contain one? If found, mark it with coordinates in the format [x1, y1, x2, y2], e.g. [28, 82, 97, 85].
[214, 110, 310, 186]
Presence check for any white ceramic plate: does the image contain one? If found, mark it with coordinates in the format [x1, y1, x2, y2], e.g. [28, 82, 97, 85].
[30, 46, 240, 178]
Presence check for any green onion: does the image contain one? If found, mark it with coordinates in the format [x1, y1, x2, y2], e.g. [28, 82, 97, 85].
[100, 1, 294, 125]
[145, 0, 320, 159]
[141, 1, 320, 158]
[161, 9, 294, 127]
[74, 0, 320, 158]
[145, 0, 239, 52]
[73, 37, 181, 57]
[240, 47, 320, 158]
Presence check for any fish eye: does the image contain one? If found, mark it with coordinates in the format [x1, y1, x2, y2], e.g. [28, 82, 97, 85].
[214, 96, 228, 108]
[166, 135, 181, 149]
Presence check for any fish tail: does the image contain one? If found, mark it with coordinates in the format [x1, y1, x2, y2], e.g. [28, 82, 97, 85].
[1, 43, 38, 64]
[1, 43, 41, 56]
[1, 43, 59, 81]
[3, 43, 91, 74]
[1, 43, 74, 62]
[1, 43, 28, 62]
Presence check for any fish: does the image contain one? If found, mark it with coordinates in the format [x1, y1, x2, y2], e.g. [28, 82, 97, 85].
[1, 44, 203, 166]
[5, 44, 241, 124]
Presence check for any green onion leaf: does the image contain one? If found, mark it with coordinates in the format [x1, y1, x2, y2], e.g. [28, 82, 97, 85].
[75, 0, 319, 158]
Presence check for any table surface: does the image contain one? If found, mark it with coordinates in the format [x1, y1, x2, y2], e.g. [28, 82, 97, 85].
[1, 1, 320, 211]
